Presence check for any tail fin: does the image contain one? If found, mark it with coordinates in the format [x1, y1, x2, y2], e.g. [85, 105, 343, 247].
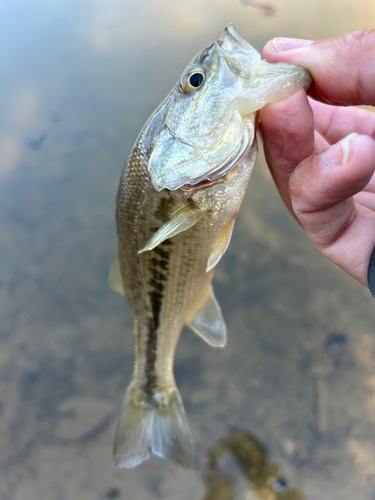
[114, 384, 198, 469]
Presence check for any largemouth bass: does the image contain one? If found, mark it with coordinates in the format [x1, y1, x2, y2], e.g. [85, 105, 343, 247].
[110, 25, 311, 469]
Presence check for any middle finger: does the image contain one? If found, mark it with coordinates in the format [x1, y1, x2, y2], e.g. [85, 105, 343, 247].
[310, 98, 375, 145]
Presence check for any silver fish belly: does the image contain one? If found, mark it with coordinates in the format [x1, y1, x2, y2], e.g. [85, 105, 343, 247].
[110, 24, 311, 469]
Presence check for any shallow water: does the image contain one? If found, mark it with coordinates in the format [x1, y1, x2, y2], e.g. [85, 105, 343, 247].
[1, 0, 375, 498]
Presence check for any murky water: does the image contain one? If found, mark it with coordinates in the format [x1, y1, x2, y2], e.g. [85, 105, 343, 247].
[1, 0, 375, 498]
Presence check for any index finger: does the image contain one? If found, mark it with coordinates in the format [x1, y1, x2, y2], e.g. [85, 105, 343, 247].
[262, 30, 375, 107]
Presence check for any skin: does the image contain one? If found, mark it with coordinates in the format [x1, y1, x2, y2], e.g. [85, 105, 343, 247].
[259, 29, 375, 287]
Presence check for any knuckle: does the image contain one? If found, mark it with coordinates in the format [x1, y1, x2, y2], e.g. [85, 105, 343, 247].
[340, 29, 375, 49]
[331, 30, 375, 105]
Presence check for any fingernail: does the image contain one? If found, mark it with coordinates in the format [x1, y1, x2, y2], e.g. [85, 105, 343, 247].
[272, 38, 313, 52]
[321, 133, 358, 167]
[341, 133, 358, 163]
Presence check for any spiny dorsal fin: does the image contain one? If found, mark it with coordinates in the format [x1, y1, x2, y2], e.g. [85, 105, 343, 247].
[188, 287, 227, 348]
[206, 218, 235, 272]
[138, 203, 205, 254]
[108, 256, 125, 296]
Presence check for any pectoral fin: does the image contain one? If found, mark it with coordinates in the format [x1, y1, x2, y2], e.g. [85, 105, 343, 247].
[206, 218, 235, 272]
[188, 287, 227, 348]
[138, 204, 205, 254]
[109, 256, 125, 296]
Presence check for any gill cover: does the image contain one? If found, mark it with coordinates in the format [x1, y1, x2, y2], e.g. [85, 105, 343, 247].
[147, 24, 311, 192]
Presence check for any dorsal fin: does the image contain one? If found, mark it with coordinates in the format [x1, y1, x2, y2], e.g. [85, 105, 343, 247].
[138, 203, 205, 253]
[188, 287, 227, 348]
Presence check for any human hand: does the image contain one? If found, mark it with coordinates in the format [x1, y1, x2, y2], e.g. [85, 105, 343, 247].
[259, 30, 375, 288]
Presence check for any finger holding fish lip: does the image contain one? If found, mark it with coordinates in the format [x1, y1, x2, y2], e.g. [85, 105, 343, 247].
[260, 29, 375, 286]
[262, 29, 375, 106]
[262, 32, 375, 146]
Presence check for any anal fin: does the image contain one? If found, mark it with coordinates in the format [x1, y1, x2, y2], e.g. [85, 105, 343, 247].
[206, 218, 235, 272]
[109, 256, 125, 296]
[138, 203, 204, 253]
[188, 287, 227, 348]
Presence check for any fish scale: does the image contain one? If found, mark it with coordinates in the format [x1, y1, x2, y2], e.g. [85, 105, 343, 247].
[110, 24, 311, 469]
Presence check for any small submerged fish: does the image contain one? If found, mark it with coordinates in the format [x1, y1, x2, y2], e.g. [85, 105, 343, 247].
[240, 0, 276, 17]
[110, 25, 311, 469]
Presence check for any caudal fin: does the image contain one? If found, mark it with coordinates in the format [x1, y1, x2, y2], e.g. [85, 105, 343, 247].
[114, 384, 198, 469]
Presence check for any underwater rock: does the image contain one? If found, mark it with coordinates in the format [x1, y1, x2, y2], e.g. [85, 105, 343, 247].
[104, 487, 121, 499]
[25, 131, 45, 150]
[326, 332, 347, 355]
[49, 111, 62, 122]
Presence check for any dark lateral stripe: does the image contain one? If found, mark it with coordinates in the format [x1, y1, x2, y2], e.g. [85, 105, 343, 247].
[144, 241, 171, 398]
[144, 290, 162, 397]
[143, 196, 175, 397]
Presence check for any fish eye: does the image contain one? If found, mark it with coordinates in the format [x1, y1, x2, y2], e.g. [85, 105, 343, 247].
[189, 73, 204, 87]
[181, 69, 206, 93]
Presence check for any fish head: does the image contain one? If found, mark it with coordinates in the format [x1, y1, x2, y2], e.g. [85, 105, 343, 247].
[146, 24, 311, 192]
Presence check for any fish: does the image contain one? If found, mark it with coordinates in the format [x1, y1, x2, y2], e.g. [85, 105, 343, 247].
[239, 0, 276, 17]
[110, 24, 311, 470]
